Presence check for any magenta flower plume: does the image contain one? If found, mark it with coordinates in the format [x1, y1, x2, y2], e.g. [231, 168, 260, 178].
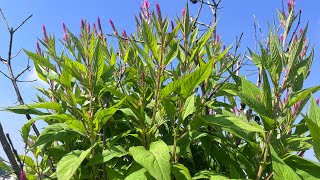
[279, 34, 284, 42]
[171, 21, 175, 31]
[300, 28, 303, 35]
[142, 71, 145, 84]
[98, 17, 103, 33]
[42, 25, 48, 43]
[36, 41, 41, 55]
[20, 170, 26, 180]
[109, 20, 116, 33]
[122, 30, 128, 39]
[280, 20, 285, 27]
[62, 22, 69, 40]
[215, 34, 220, 44]
[292, 101, 301, 116]
[142, 0, 150, 10]
[81, 19, 85, 30]
[93, 23, 98, 36]
[287, 0, 295, 10]
[182, 8, 185, 18]
[294, 33, 298, 42]
[316, 97, 320, 105]
[156, 2, 162, 21]
[87, 23, 91, 33]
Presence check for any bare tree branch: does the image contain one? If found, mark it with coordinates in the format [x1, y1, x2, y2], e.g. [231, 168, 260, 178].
[0, 123, 20, 177]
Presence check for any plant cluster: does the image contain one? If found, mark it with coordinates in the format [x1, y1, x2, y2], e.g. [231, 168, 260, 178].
[2, 0, 320, 179]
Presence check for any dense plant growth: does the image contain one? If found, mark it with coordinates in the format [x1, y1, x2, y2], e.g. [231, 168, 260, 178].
[2, 0, 320, 179]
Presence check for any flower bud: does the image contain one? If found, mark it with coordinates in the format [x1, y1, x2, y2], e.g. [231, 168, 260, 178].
[81, 19, 85, 30]
[182, 8, 185, 19]
[42, 25, 49, 43]
[36, 41, 41, 55]
[20, 170, 26, 180]
[155, 2, 162, 22]
[97, 17, 102, 33]
[109, 20, 116, 33]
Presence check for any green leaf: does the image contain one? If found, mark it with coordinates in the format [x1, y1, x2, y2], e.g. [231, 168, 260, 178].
[171, 163, 192, 180]
[142, 20, 158, 61]
[93, 98, 125, 132]
[238, 77, 275, 130]
[195, 115, 265, 141]
[286, 86, 320, 108]
[304, 96, 320, 161]
[86, 145, 128, 166]
[269, 29, 282, 87]
[33, 123, 84, 147]
[261, 68, 273, 117]
[24, 50, 56, 71]
[192, 170, 229, 179]
[57, 146, 94, 180]
[285, 155, 320, 180]
[129, 140, 171, 180]
[0, 161, 12, 173]
[270, 145, 302, 180]
[182, 95, 195, 120]
[125, 168, 154, 180]
[3, 104, 51, 115]
[161, 59, 212, 98]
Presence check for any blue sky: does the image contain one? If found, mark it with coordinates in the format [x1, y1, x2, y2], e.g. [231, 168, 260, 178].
[0, 0, 319, 161]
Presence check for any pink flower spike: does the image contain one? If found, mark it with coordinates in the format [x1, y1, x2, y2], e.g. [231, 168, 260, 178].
[280, 20, 285, 27]
[142, 71, 145, 83]
[287, 0, 295, 10]
[42, 25, 48, 43]
[300, 28, 303, 35]
[142, 0, 150, 10]
[122, 30, 128, 39]
[233, 106, 239, 116]
[20, 170, 26, 180]
[109, 20, 116, 33]
[62, 22, 69, 40]
[316, 97, 320, 105]
[93, 23, 98, 36]
[294, 33, 298, 42]
[182, 8, 185, 18]
[81, 19, 85, 30]
[171, 21, 175, 31]
[282, 10, 286, 18]
[215, 34, 220, 44]
[36, 41, 41, 55]
[87, 23, 91, 33]
[292, 101, 301, 116]
[155, 2, 162, 21]
[279, 34, 284, 42]
[98, 17, 102, 33]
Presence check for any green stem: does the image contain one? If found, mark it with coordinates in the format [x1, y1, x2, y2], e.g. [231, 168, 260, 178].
[256, 130, 273, 180]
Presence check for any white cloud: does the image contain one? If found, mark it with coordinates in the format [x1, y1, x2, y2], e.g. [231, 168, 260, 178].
[26, 66, 49, 88]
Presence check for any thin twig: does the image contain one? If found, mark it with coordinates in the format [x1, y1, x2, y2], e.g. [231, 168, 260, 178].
[13, 14, 33, 33]
[15, 66, 31, 80]
[11, 49, 22, 59]
[0, 70, 12, 80]
[192, 0, 204, 28]
[0, 8, 10, 31]
[286, 10, 301, 52]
